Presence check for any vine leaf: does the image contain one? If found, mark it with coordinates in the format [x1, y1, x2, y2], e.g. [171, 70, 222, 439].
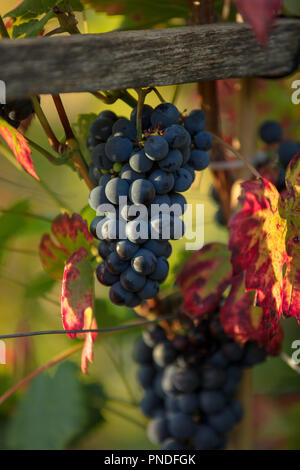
[220, 272, 283, 355]
[235, 0, 282, 44]
[176, 242, 232, 317]
[0, 117, 39, 180]
[61, 247, 97, 374]
[228, 153, 300, 341]
[39, 213, 93, 280]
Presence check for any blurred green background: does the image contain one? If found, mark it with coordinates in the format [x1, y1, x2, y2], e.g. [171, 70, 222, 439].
[0, 0, 299, 450]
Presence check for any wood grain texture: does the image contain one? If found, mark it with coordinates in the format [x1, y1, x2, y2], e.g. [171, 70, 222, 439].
[0, 19, 299, 98]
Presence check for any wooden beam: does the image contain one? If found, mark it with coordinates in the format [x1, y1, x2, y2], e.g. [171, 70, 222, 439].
[0, 19, 299, 99]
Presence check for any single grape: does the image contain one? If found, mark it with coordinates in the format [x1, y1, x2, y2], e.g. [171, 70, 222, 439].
[116, 239, 139, 260]
[129, 148, 153, 173]
[96, 261, 119, 286]
[105, 136, 133, 162]
[132, 248, 157, 275]
[201, 365, 226, 389]
[112, 117, 137, 140]
[143, 325, 166, 348]
[138, 279, 159, 299]
[144, 135, 169, 161]
[198, 390, 226, 414]
[208, 407, 236, 433]
[153, 341, 177, 367]
[151, 103, 180, 129]
[172, 368, 200, 393]
[130, 105, 153, 130]
[129, 179, 156, 205]
[106, 251, 129, 275]
[109, 281, 134, 306]
[177, 393, 199, 414]
[189, 149, 210, 171]
[158, 149, 183, 172]
[259, 120, 283, 144]
[140, 390, 162, 417]
[194, 130, 213, 150]
[92, 143, 113, 170]
[147, 417, 170, 445]
[168, 412, 197, 440]
[193, 425, 219, 450]
[184, 110, 206, 135]
[133, 338, 153, 364]
[149, 257, 169, 283]
[120, 163, 144, 183]
[143, 239, 172, 258]
[90, 117, 113, 141]
[97, 239, 114, 258]
[137, 365, 156, 389]
[89, 186, 109, 210]
[278, 140, 300, 168]
[173, 167, 193, 192]
[105, 177, 130, 205]
[149, 169, 175, 194]
[120, 266, 146, 292]
[163, 124, 191, 149]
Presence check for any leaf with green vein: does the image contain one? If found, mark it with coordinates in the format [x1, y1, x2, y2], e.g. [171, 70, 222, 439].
[80, 205, 96, 228]
[12, 11, 54, 38]
[6, 362, 88, 450]
[0, 118, 38, 180]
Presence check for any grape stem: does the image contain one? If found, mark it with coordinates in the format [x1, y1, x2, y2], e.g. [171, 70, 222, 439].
[31, 96, 61, 153]
[25, 135, 72, 166]
[211, 133, 262, 180]
[0, 15, 9, 38]
[151, 87, 165, 103]
[52, 95, 75, 140]
[135, 88, 152, 141]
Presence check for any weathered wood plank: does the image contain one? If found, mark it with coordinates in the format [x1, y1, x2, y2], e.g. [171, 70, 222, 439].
[0, 19, 299, 98]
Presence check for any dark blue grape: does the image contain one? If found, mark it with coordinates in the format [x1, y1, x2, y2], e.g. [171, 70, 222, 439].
[158, 149, 183, 172]
[144, 135, 169, 161]
[151, 103, 180, 129]
[105, 136, 133, 162]
[143, 325, 166, 348]
[172, 368, 200, 393]
[129, 148, 153, 173]
[153, 341, 177, 367]
[138, 279, 159, 299]
[198, 390, 226, 414]
[194, 130, 213, 150]
[98, 239, 114, 258]
[116, 239, 139, 260]
[165, 395, 179, 412]
[222, 342, 244, 362]
[208, 407, 236, 433]
[242, 342, 267, 366]
[150, 214, 185, 241]
[98, 110, 117, 122]
[106, 251, 129, 275]
[177, 393, 199, 414]
[133, 338, 153, 364]
[161, 439, 187, 450]
[130, 105, 153, 130]
[88, 163, 102, 185]
[278, 140, 300, 168]
[90, 215, 106, 238]
[126, 219, 148, 244]
[230, 399, 244, 422]
[193, 425, 219, 450]
[206, 350, 229, 369]
[201, 365, 226, 389]
[149, 169, 175, 194]
[105, 177, 129, 205]
[96, 261, 119, 286]
[149, 257, 169, 283]
[92, 143, 113, 170]
[120, 163, 145, 183]
[173, 167, 193, 192]
[109, 281, 134, 306]
[168, 412, 197, 440]
[140, 390, 162, 417]
[120, 266, 146, 292]
[259, 120, 283, 144]
[163, 124, 191, 149]
[147, 417, 170, 445]
[137, 365, 156, 389]
[90, 117, 113, 141]
[169, 192, 187, 213]
[89, 185, 109, 210]
[132, 248, 157, 275]
[112, 117, 137, 140]
[129, 179, 156, 205]
[189, 149, 210, 171]
[184, 110, 206, 135]
[143, 240, 172, 258]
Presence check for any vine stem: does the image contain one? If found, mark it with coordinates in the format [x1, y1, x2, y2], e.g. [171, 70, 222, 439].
[151, 87, 165, 103]
[0, 344, 83, 406]
[0, 15, 9, 38]
[102, 343, 138, 405]
[25, 135, 71, 166]
[31, 96, 61, 153]
[212, 133, 262, 180]
[0, 312, 181, 340]
[52, 95, 75, 140]
[102, 405, 146, 430]
[135, 88, 152, 141]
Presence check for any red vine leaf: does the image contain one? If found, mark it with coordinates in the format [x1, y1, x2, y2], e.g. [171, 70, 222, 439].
[39, 213, 93, 280]
[0, 117, 39, 180]
[229, 153, 300, 340]
[61, 247, 97, 374]
[176, 243, 232, 318]
[220, 272, 283, 355]
[235, 0, 282, 44]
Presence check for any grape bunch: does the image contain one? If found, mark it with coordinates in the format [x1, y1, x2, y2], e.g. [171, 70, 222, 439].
[88, 103, 212, 308]
[134, 310, 266, 450]
[0, 98, 35, 129]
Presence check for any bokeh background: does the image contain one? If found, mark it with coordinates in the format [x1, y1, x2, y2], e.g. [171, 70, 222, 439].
[0, 0, 299, 450]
